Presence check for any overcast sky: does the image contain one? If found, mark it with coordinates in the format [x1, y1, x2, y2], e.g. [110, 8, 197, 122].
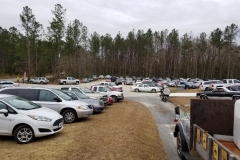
[0, 0, 240, 41]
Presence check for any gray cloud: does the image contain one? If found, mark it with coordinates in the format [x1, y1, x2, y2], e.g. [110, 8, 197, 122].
[0, 0, 239, 41]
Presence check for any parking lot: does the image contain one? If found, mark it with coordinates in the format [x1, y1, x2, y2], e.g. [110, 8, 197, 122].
[0, 80, 177, 160]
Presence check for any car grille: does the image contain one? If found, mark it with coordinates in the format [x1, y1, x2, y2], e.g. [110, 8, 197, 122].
[53, 127, 62, 132]
[88, 105, 93, 109]
[100, 101, 105, 106]
[102, 95, 108, 101]
[53, 118, 63, 126]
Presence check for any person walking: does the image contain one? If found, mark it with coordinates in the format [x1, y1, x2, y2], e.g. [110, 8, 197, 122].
[22, 77, 24, 84]
[16, 76, 19, 83]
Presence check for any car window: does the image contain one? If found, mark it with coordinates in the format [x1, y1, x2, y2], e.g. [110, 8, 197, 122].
[2, 96, 41, 110]
[0, 101, 7, 110]
[229, 80, 233, 83]
[234, 80, 240, 83]
[99, 87, 104, 92]
[222, 79, 227, 83]
[93, 87, 97, 92]
[0, 89, 18, 95]
[139, 84, 143, 87]
[17, 89, 39, 101]
[75, 92, 88, 99]
[65, 92, 78, 100]
[39, 90, 57, 102]
[144, 84, 148, 87]
[80, 87, 93, 93]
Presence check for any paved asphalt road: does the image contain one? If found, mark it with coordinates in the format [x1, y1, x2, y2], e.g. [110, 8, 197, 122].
[1, 79, 182, 160]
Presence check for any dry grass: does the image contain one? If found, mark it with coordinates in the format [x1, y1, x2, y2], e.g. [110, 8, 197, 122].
[169, 97, 198, 113]
[0, 100, 167, 160]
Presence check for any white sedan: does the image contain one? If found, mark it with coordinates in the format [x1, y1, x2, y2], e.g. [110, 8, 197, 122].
[130, 84, 160, 93]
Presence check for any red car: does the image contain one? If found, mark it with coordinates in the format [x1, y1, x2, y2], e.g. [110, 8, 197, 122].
[108, 96, 114, 105]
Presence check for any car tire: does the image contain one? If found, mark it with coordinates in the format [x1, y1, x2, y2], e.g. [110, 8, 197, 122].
[30, 81, 33, 84]
[151, 89, 156, 93]
[14, 125, 35, 144]
[177, 131, 189, 160]
[40, 81, 44, 84]
[135, 89, 139, 92]
[76, 81, 79, 85]
[200, 95, 208, 99]
[63, 81, 66, 85]
[62, 109, 77, 124]
[205, 87, 209, 91]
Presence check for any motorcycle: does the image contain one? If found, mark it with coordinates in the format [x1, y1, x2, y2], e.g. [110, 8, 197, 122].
[160, 87, 170, 102]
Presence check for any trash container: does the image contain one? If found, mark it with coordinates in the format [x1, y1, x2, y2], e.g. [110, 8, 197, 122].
[177, 85, 185, 91]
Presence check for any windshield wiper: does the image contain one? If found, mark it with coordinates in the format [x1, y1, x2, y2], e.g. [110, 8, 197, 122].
[16, 108, 31, 110]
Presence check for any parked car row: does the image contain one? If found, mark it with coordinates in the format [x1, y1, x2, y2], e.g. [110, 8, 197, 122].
[196, 85, 240, 100]
[0, 84, 124, 144]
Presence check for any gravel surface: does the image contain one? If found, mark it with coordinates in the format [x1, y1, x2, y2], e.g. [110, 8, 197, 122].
[7, 80, 180, 159]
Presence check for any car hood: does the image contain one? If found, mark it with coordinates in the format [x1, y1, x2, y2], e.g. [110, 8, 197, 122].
[85, 93, 107, 97]
[18, 107, 62, 118]
[76, 98, 99, 104]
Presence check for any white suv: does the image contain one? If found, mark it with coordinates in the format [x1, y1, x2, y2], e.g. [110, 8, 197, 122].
[0, 94, 63, 144]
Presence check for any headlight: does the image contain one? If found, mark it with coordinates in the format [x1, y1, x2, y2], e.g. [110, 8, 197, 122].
[118, 94, 121, 96]
[78, 105, 88, 110]
[92, 103, 98, 106]
[28, 115, 52, 122]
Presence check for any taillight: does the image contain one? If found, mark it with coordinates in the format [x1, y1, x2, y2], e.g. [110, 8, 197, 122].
[212, 84, 214, 87]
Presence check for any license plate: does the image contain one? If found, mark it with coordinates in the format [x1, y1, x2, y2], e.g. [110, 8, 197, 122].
[59, 122, 63, 128]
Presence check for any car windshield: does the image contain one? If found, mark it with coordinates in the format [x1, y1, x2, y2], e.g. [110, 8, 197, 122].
[75, 92, 89, 99]
[52, 89, 72, 101]
[79, 87, 94, 93]
[1, 96, 41, 110]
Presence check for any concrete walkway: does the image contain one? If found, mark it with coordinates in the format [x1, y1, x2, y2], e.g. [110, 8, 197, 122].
[169, 93, 197, 97]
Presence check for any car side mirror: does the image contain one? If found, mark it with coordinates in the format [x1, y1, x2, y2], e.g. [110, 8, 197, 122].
[54, 97, 62, 102]
[174, 106, 180, 122]
[0, 109, 8, 117]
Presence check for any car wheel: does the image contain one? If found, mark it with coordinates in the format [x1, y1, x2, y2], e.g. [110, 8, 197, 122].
[151, 89, 156, 93]
[205, 87, 209, 91]
[14, 125, 34, 144]
[30, 81, 33, 84]
[76, 81, 79, 85]
[40, 81, 43, 84]
[63, 81, 66, 85]
[177, 131, 188, 159]
[135, 89, 139, 92]
[200, 95, 208, 99]
[62, 109, 77, 124]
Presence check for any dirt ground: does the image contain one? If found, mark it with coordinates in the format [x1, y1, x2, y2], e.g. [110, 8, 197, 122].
[0, 100, 167, 160]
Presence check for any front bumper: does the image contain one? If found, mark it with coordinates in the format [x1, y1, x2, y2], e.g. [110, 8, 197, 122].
[117, 95, 124, 100]
[76, 109, 93, 118]
[33, 117, 63, 137]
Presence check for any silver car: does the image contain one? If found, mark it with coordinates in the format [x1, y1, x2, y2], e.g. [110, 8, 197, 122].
[29, 77, 49, 84]
[63, 91, 105, 113]
[0, 87, 93, 123]
[124, 78, 133, 85]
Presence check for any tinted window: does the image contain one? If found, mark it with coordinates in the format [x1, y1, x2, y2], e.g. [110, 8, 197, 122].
[0, 89, 18, 95]
[93, 87, 97, 92]
[39, 90, 57, 102]
[17, 89, 39, 101]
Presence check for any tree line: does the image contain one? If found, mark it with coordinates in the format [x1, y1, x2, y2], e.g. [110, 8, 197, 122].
[0, 4, 240, 80]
